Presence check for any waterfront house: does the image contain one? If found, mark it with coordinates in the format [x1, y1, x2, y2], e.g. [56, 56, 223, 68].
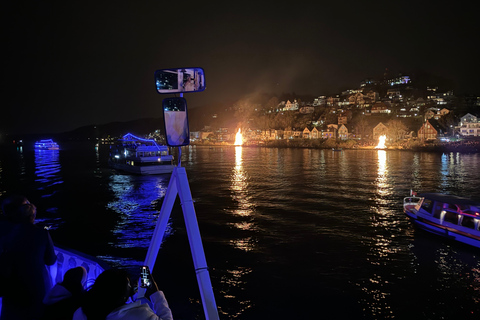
[459, 122, 480, 137]
[292, 130, 302, 138]
[322, 128, 336, 139]
[417, 119, 447, 141]
[338, 124, 348, 140]
[322, 124, 338, 139]
[373, 122, 388, 140]
[302, 127, 320, 139]
[460, 113, 478, 124]
[284, 127, 293, 139]
[303, 127, 311, 139]
[262, 129, 277, 140]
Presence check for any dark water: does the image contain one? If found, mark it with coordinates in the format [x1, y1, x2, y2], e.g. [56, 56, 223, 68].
[1, 143, 480, 319]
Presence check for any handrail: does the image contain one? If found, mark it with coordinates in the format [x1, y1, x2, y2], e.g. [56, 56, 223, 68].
[48, 244, 109, 289]
[0, 245, 108, 316]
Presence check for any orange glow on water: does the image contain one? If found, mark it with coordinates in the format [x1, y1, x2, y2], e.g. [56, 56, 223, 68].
[234, 129, 243, 146]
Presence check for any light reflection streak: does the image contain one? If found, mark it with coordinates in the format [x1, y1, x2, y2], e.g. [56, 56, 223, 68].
[34, 149, 63, 197]
[94, 143, 102, 178]
[229, 237, 257, 252]
[223, 147, 255, 317]
[359, 149, 398, 318]
[440, 153, 449, 189]
[230, 147, 254, 219]
[219, 267, 253, 316]
[229, 147, 257, 248]
[107, 174, 171, 250]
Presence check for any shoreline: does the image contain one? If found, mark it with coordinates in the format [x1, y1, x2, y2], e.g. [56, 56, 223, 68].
[190, 139, 480, 154]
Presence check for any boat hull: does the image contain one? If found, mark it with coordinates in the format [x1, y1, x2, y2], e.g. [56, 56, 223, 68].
[35, 147, 59, 150]
[108, 133, 174, 175]
[404, 194, 480, 248]
[109, 161, 174, 175]
[405, 210, 480, 247]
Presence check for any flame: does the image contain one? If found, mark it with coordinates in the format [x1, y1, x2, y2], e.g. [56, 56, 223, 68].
[234, 128, 243, 146]
[375, 135, 386, 149]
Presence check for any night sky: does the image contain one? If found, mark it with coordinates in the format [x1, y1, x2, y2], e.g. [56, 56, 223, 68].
[4, 1, 478, 135]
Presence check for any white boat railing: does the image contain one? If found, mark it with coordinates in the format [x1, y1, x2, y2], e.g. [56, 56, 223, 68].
[0, 245, 108, 316]
[403, 196, 422, 209]
[48, 245, 109, 289]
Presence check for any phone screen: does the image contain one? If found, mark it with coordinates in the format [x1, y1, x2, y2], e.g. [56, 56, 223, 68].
[163, 97, 190, 147]
[140, 266, 151, 288]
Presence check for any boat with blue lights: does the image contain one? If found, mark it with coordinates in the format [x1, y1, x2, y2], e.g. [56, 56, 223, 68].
[108, 133, 175, 175]
[404, 192, 480, 248]
[34, 139, 60, 150]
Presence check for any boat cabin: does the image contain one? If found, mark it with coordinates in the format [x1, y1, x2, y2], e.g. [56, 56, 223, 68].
[416, 193, 480, 231]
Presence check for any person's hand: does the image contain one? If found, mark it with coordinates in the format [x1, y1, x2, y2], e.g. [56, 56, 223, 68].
[145, 272, 159, 299]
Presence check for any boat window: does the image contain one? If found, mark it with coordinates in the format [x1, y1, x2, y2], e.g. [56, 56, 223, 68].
[443, 203, 457, 211]
[461, 216, 476, 229]
[432, 203, 443, 218]
[421, 199, 433, 214]
[443, 211, 458, 224]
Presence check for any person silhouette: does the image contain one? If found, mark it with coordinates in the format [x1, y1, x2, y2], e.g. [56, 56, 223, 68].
[42, 266, 87, 320]
[73, 268, 173, 320]
[0, 194, 57, 320]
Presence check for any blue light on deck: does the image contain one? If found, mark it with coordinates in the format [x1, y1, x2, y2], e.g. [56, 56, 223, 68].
[122, 133, 162, 148]
[122, 133, 154, 142]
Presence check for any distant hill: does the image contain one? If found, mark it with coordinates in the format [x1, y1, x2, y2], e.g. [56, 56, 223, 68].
[62, 100, 238, 140]
[64, 117, 165, 140]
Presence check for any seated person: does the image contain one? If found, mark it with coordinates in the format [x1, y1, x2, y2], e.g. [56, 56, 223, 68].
[73, 268, 173, 320]
[42, 266, 87, 320]
[0, 194, 57, 320]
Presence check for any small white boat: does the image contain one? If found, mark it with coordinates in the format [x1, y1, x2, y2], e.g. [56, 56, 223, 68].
[108, 133, 175, 175]
[404, 192, 480, 248]
[35, 139, 60, 150]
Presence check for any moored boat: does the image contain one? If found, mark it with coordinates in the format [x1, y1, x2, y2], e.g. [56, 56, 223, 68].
[108, 133, 175, 175]
[403, 192, 480, 248]
[35, 139, 60, 150]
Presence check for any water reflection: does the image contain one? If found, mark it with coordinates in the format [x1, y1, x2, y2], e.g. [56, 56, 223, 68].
[229, 146, 257, 249]
[230, 147, 254, 220]
[376, 150, 387, 193]
[93, 143, 102, 178]
[34, 149, 63, 197]
[360, 150, 400, 319]
[409, 234, 480, 318]
[0, 157, 3, 198]
[221, 146, 256, 316]
[106, 174, 171, 255]
[219, 267, 253, 317]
